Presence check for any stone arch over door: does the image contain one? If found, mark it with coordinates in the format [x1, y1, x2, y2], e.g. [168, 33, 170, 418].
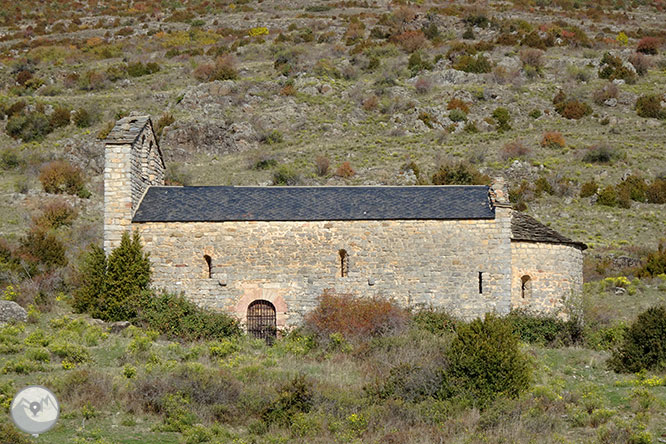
[247, 300, 277, 342]
[235, 288, 288, 331]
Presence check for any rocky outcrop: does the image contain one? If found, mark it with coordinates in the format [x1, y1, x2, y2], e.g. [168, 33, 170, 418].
[0, 301, 27, 323]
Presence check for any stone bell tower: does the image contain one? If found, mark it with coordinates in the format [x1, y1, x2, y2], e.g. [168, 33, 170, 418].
[103, 114, 165, 253]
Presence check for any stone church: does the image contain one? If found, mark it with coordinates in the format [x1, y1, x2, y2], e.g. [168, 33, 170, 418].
[104, 115, 586, 338]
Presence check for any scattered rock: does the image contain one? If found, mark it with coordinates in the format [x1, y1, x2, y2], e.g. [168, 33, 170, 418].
[603, 98, 617, 107]
[0, 301, 27, 323]
[614, 287, 627, 295]
[108, 321, 131, 334]
[160, 119, 257, 161]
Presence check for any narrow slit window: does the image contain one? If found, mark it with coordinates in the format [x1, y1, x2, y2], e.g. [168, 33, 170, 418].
[478, 272, 483, 294]
[521, 275, 532, 299]
[204, 255, 212, 278]
[339, 249, 348, 277]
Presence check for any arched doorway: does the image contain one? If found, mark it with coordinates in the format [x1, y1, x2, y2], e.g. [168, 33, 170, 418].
[247, 300, 277, 343]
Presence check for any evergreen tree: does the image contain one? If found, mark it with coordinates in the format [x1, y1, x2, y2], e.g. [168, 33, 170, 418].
[102, 231, 151, 321]
[73, 244, 107, 315]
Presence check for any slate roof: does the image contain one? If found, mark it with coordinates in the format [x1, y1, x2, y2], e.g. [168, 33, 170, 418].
[511, 211, 587, 250]
[132, 186, 495, 222]
[105, 115, 152, 144]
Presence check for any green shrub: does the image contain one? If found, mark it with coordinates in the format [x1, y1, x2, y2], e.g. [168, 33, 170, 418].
[453, 54, 492, 73]
[136, 291, 241, 341]
[0, 147, 21, 170]
[261, 375, 313, 426]
[0, 422, 34, 443]
[442, 314, 531, 407]
[492, 107, 511, 131]
[635, 94, 666, 119]
[272, 165, 300, 186]
[647, 178, 666, 204]
[636, 242, 666, 278]
[506, 310, 582, 347]
[304, 290, 408, 341]
[411, 308, 457, 335]
[127, 61, 160, 77]
[616, 175, 648, 202]
[49, 106, 71, 128]
[582, 145, 621, 164]
[609, 305, 666, 372]
[72, 108, 91, 128]
[408, 51, 433, 75]
[49, 341, 90, 363]
[598, 52, 637, 84]
[6, 112, 52, 142]
[449, 108, 467, 122]
[580, 180, 598, 198]
[431, 160, 490, 185]
[597, 185, 618, 207]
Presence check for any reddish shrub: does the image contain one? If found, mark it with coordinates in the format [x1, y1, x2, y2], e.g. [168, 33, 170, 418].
[447, 98, 470, 114]
[193, 63, 215, 82]
[279, 84, 295, 96]
[593, 83, 619, 105]
[636, 37, 660, 55]
[335, 161, 355, 178]
[519, 48, 544, 69]
[392, 30, 426, 53]
[414, 76, 432, 94]
[304, 290, 409, 340]
[362, 95, 378, 111]
[501, 140, 531, 160]
[555, 99, 592, 120]
[33, 200, 78, 230]
[540, 131, 565, 148]
[15, 70, 33, 86]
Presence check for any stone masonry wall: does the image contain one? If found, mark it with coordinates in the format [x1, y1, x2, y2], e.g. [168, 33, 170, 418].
[104, 123, 164, 253]
[510, 241, 583, 316]
[134, 209, 512, 328]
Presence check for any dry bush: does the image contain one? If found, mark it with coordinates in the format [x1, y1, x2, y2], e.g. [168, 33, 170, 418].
[362, 95, 379, 111]
[540, 131, 565, 149]
[49, 106, 71, 129]
[17, 227, 67, 270]
[519, 48, 544, 69]
[501, 140, 531, 160]
[33, 200, 77, 230]
[192, 63, 215, 82]
[279, 84, 295, 96]
[39, 160, 87, 196]
[628, 52, 652, 76]
[392, 30, 426, 53]
[52, 368, 114, 409]
[304, 290, 409, 340]
[414, 76, 432, 94]
[447, 98, 470, 114]
[555, 99, 592, 120]
[315, 156, 329, 176]
[592, 83, 619, 105]
[335, 161, 355, 178]
[636, 36, 660, 55]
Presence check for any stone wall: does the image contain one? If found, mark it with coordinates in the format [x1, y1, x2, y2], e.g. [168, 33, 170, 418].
[134, 208, 513, 328]
[104, 121, 164, 253]
[510, 241, 583, 316]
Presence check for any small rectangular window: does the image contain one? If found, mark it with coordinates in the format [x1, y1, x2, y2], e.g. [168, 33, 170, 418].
[478, 272, 483, 294]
